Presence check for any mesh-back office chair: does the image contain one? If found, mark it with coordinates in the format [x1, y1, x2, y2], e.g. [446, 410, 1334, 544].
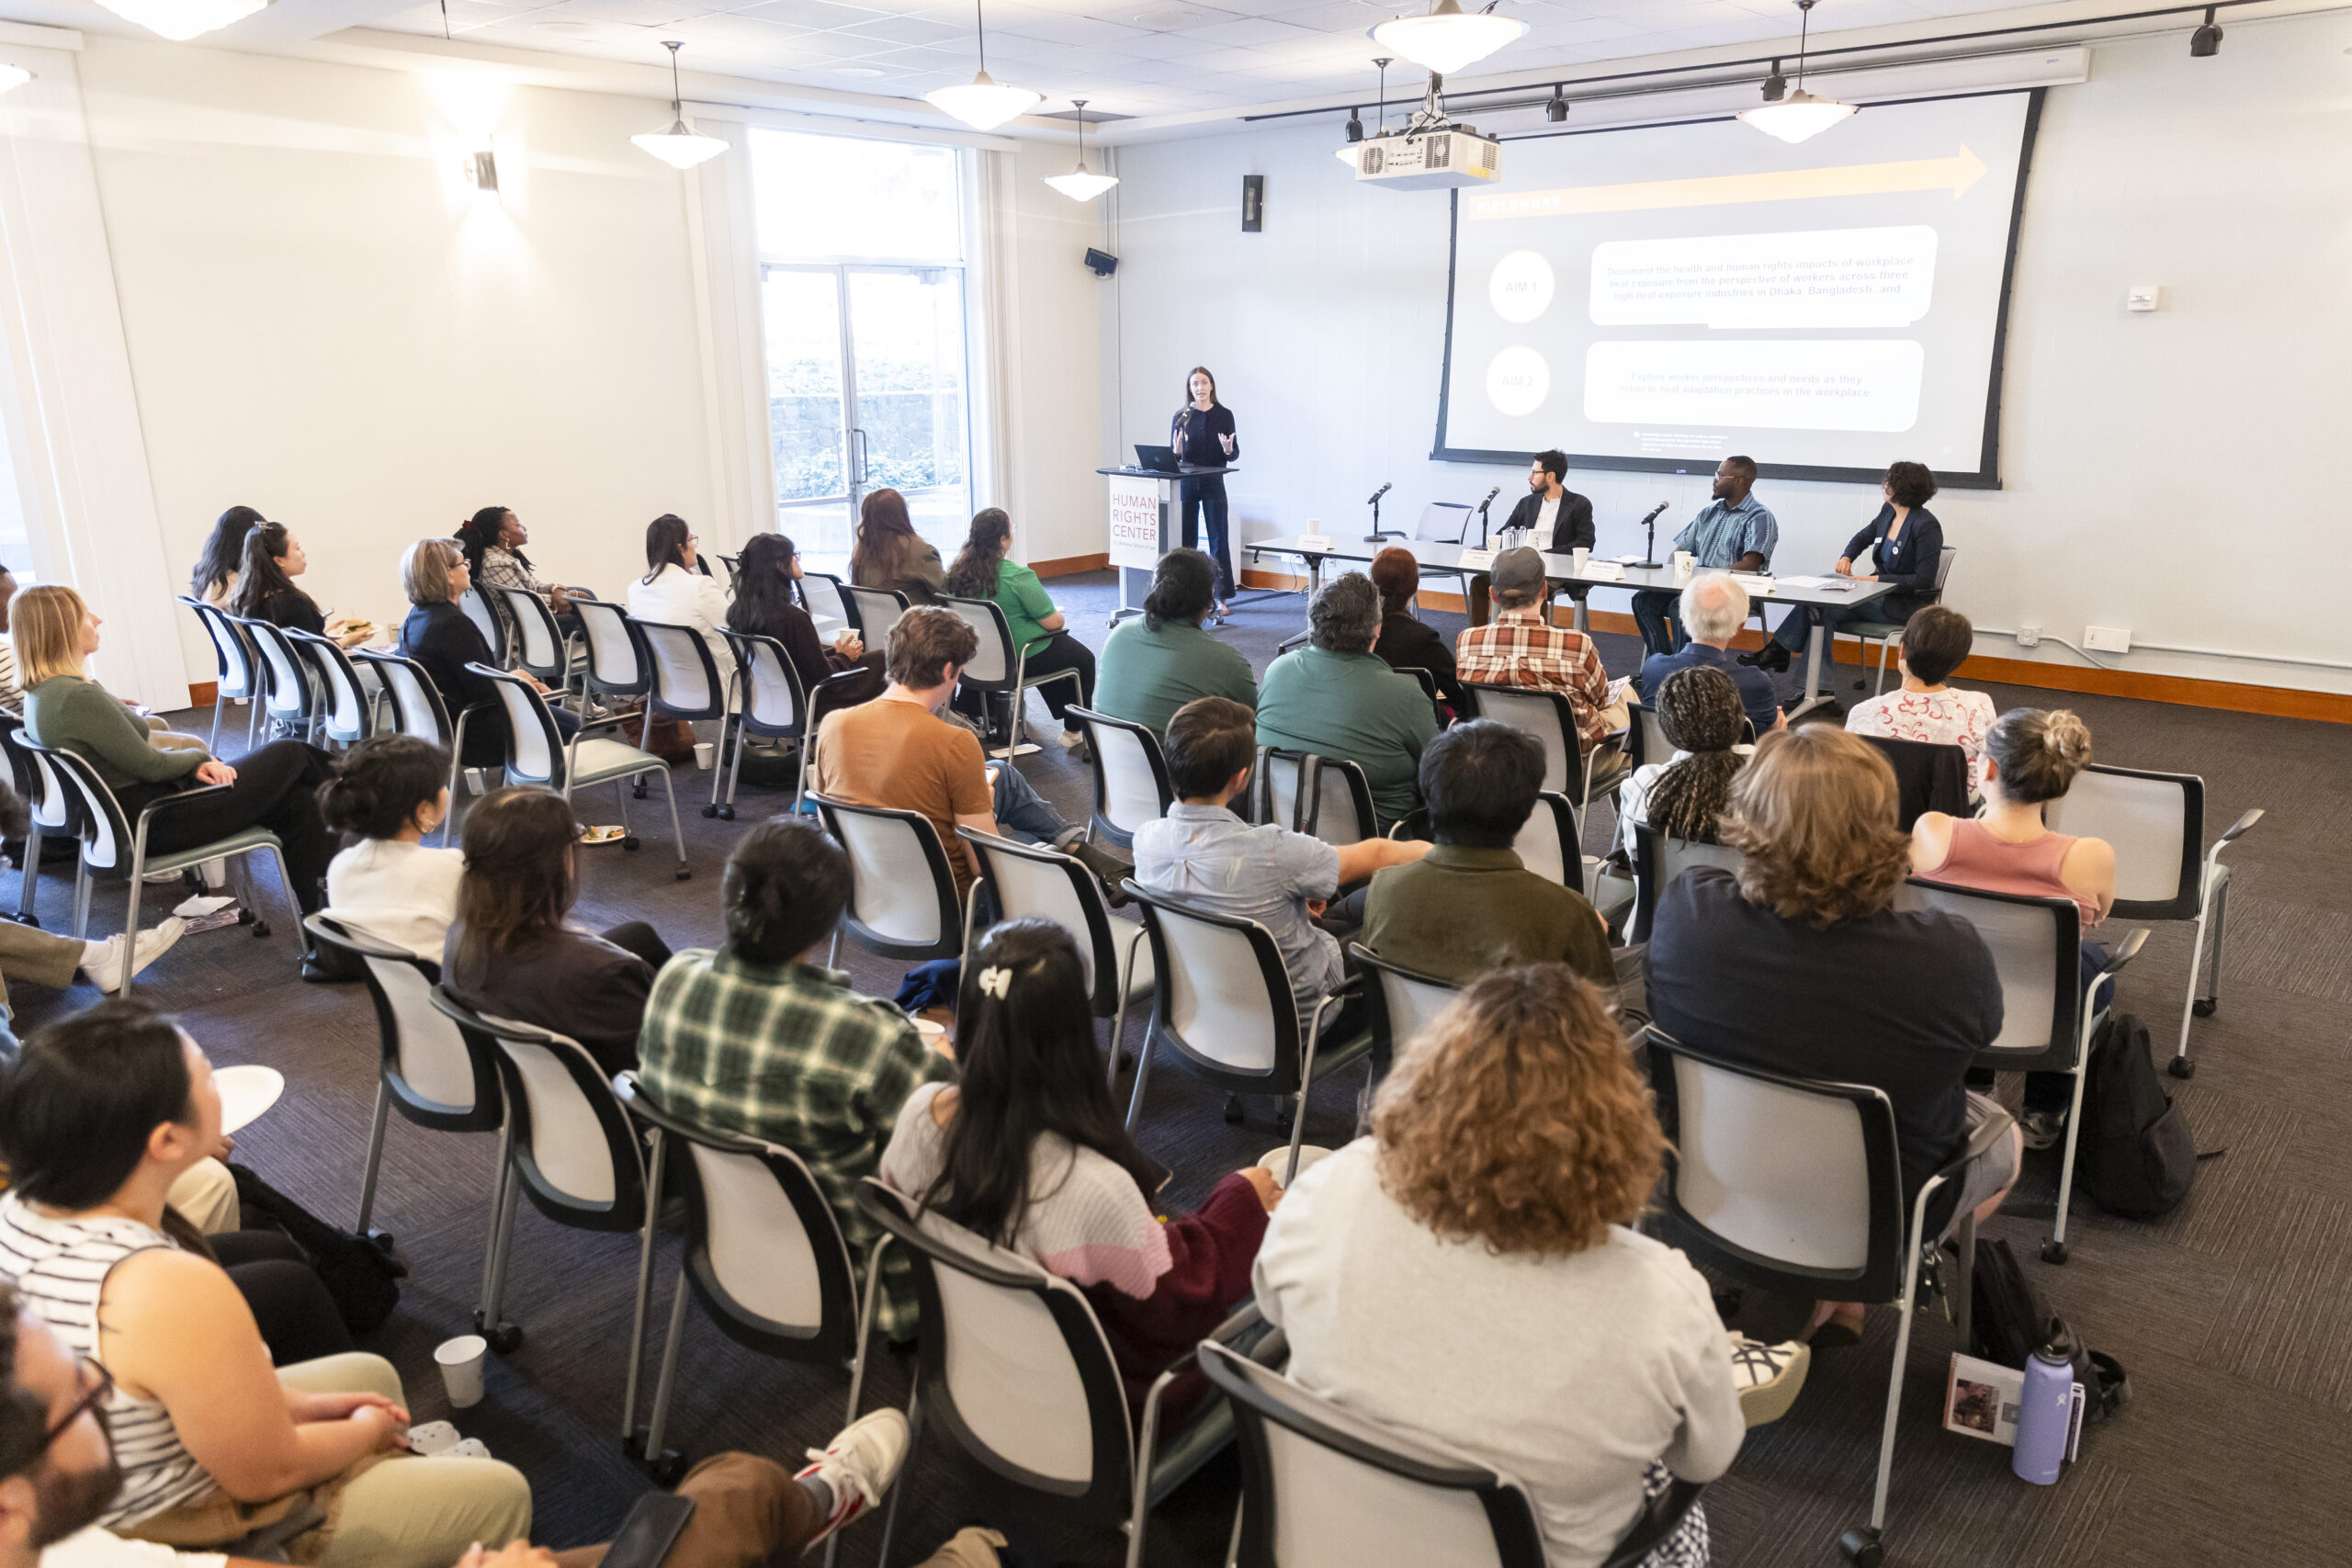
[1252, 750, 1374, 846]
[1849, 547, 1959, 694]
[176, 596, 265, 751]
[494, 586, 582, 702]
[629, 618, 733, 818]
[470, 663, 690, 879]
[842, 585, 910, 651]
[808, 794, 969, 968]
[959, 829, 1154, 1073]
[285, 628, 374, 750]
[0, 714, 74, 924]
[2044, 764, 2261, 1075]
[351, 650, 481, 844]
[573, 598, 654, 712]
[1067, 707, 1174, 852]
[236, 616, 319, 745]
[713, 630, 857, 820]
[942, 593, 1084, 759]
[1642, 1030, 2012, 1568]
[1410, 503, 1476, 603]
[458, 587, 512, 668]
[1348, 943, 1459, 1077]
[1628, 824, 1746, 945]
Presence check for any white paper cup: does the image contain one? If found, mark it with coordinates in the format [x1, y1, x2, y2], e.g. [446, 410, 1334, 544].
[912, 1017, 947, 1053]
[693, 741, 715, 770]
[1570, 547, 1590, 570]
[435, 1335, 487, 1408]
[1673, 551, 1695, 580]
[1261, 1145, 1335, 1190]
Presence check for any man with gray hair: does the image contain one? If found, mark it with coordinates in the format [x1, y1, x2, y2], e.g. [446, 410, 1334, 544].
[1635, 571, 1785, 739]
[1255, 571, 1440, 832]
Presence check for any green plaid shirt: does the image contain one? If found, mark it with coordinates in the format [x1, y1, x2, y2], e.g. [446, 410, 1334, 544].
[635, 949, 955, 1338]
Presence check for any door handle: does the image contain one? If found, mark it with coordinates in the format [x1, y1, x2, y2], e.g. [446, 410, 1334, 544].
[849, 428, 867, 487]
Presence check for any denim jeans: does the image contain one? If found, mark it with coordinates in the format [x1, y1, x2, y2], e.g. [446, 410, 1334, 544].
[993, 760, 1074, 846]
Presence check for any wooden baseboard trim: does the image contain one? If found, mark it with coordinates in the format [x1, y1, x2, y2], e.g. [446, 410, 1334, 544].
[1034, 552, 1110, 579]
[1236, 569, 2352, 725]
[189, 682, 217, 708]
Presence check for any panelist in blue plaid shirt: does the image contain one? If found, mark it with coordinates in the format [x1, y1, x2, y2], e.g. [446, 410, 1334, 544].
[1630, 457, 1778, 658]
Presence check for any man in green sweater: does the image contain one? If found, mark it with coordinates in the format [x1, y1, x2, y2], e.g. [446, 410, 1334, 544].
[1092, 548, 1256, 739]
[1254, 572, 1436, 834]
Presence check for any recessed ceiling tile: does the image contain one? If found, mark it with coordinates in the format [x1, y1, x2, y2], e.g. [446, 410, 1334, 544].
[831, 13, 967, 42]
[662, 10, 816, 40]
[994, 13, 1157, 43]
[532, 0, 719, 24]
[1174, 14, 1319, 44]
[725, 0, 888, 28]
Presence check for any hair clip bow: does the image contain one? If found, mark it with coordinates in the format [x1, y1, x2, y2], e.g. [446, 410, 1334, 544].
[978, 966, 1012, 999]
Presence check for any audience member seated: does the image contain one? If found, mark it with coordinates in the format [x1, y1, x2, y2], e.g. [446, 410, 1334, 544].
[638, 818, 953, 1346]
[188, 506, 263, 608]
[1091, 547, 1255, 739]
[1366, 547, 1465, 719]
[1747, 461, 1943, 674]
[1846, 605, 1996, 797]
[0, 1002, 533, 1562]
[726, 532, 884, 711]
[1645, 725, 2017, 1345]
[1616, 667, 1751, 858]
[441, 787, 672, 1074]
[0, 1297, 1001, 1568]
[15, 586, 335, 920]
[226, 524, 368, 648]
[396, 537, 576, 770]
[882, 919, 1276, 1426]
[1253, 965, 1748, 1568]
[1133, 698, 1425, 1036]
[0, 791, 181, 1002]
[943, 508, 1095, 750]
[1255, 573, 1437, 833]
[848, 489, 944, 605]
[1637, 572, 1785, 743]
[1911, 706, 2116, 1150]
[811, 608, 1110, 902]
[318, 736, 460, 965]
[628, 514, 735, 682]
[1454, 547, 1630, 795]
[1360, 721, 1610, 991]
[458, 506, 572, 618]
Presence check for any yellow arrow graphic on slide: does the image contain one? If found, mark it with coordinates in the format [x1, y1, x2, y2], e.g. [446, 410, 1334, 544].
[1465, 145, 1988, 220]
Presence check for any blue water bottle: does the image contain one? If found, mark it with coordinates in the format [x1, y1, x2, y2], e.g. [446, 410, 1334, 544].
[2012, 1321, 2076, 1485]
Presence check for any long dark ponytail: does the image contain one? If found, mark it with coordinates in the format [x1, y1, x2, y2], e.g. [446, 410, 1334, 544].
[944, 509, 1012, 600]
[1645, 666, 1748, 843]
[918, 919, 1166, 1246]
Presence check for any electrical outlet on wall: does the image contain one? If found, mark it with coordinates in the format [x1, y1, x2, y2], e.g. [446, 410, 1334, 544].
[2084, 626, 2132, 653]
[2015, 624, 2041, 648]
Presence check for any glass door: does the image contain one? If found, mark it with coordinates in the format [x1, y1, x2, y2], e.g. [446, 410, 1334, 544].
[763, 263, 972, 574]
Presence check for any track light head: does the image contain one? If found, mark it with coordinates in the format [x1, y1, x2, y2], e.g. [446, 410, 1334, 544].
[1545, 84, 1567, 122]
[1346, 106, 1364, 141]
[2188, 6, 2221, 55]
[1761, 58, 1786, 101]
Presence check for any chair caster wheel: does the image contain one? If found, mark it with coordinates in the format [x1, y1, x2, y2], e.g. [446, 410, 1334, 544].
[718, 807, 735, 821]
[622, 837, 641, 852]
[2167, 1056, 2196, 1079]
[674, 867, 692, 881]
[2041, 1239, 2069, 1265]
[236, 906, 256, 926]
[361, 1229, 395, 1253]
[633, 785, 649, 800]
[17, 916, 36, 929]
[250, 920, 270, 939]
[647, 1450, 688, 1486]
[700, 805, 718, 818]
[1838, 1527, 1884, 1567]
[2193, 998, 2218, 1018]
[472, 1314, 522, 1355]
[1222, 1095, 1245, 1125]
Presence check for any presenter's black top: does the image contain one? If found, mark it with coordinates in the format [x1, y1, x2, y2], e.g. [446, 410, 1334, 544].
[1843, 504, 1944, 594]
[1171, 403, 1238, 469]
[1504, 490, 1594, 556]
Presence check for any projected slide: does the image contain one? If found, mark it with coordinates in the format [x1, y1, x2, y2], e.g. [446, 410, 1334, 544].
[1434, 92, 2039, 486]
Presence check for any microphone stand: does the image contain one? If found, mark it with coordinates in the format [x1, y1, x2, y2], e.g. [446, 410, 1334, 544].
[1363, 492, 1403, 542]
[1634, 508, 1666, 569]
[1475, 492, 1497, 549]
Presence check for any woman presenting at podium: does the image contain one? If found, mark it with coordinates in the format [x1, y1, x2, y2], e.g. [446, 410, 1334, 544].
[1173, 366, 1238, 618]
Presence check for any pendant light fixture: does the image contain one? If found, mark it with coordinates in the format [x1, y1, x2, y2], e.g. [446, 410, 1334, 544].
[1736, 0, 1854, 144]
[0, 66, 28, 94]
[1369, 0, 1527, 79]
[1042, 99, 1118, 202]
[94, 0, 268, 41]
[927, 0, 1041, 131]
[632, 40, 728, 169]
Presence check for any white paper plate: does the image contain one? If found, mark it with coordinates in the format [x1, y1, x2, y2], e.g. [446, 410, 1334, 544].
[215, 1065, 285, 1134]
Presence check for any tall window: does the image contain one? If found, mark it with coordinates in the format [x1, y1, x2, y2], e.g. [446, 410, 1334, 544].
[751, 129, 974, 570]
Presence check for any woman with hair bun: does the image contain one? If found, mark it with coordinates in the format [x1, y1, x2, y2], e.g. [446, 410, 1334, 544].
[879, 918, 1277, 1425]
[318, 734, 459, 964]
[1910, 706, 2116, 1150]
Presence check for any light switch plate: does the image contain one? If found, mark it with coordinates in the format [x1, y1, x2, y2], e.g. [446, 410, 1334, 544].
[2126, 285, 2161, 312]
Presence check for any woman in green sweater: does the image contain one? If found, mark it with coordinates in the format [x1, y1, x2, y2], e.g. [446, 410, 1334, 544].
[943, 508, 1095, 751]
[14, 585, 335, 918]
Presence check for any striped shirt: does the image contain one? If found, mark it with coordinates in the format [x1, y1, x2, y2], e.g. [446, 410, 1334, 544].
[0, 1194, 216, 1528]
[1454, 608, 1616, 745]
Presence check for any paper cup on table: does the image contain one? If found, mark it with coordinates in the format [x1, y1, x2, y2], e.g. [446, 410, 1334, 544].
[693, 742, 715, 770]
[1673, 550, 1695, 579]
[1261, 1145, 1334, 1190]
[435, 1335, 487, 1408]
[912, 1016, 947, 1052]
[1570, 547, 1590, 571]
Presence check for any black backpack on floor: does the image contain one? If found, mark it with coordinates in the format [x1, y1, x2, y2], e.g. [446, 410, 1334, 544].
[2077, 1011, 2202, 1220]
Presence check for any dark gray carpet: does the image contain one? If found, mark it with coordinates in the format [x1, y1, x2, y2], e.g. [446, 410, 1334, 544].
[18, 571, 2347, 1567]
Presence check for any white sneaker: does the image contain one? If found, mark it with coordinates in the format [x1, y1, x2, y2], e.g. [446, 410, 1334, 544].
[1056, 728, 1085, 750]
[794, 1408, 909, 1549]
[85, 919, 187, 992]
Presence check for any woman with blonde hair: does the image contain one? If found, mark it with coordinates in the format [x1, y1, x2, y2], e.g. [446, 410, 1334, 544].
[1253, 964, 1761, 1568]
[14, 584, 335, 919]
[1645, 723, 2017, 1345]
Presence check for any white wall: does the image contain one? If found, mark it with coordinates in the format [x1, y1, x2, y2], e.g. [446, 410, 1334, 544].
[1101, 11, 2352, 695]
[996, 136, 1108, 567]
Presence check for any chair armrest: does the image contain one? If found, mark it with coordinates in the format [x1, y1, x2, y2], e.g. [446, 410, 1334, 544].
[2217, 807, 2264, 847]
[132, 782, 233, 831]
[1924, 1106, 2017, 1196]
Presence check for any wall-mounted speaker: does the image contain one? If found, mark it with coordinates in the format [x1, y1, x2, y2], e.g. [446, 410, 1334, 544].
[1084, 247, 1119, 276]
[1242, 175, 1264, 232]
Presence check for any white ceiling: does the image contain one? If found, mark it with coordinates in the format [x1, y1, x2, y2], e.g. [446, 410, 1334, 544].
[0, 0, 2109, 121]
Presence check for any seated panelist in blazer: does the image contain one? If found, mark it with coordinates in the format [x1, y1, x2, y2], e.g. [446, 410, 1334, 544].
[1469, 449, 1593, 626]
[1745, 460, 1946, 674]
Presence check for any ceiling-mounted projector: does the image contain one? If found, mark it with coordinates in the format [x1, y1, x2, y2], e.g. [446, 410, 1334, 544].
[1348, 126, 1499, 188]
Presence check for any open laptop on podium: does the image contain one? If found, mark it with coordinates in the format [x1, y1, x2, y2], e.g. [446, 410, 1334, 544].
[1132, 443, 1182, 473]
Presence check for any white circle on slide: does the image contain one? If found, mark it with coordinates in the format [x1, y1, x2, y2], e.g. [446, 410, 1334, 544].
[1488, 250, 1555, 323]
[1486, 346, 1550, 418]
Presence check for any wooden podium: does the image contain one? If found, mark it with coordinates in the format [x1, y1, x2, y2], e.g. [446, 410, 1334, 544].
[1096, 464, 1238, 626]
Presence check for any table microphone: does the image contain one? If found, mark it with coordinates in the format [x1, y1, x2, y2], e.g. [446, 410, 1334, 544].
[1365, 481, 1393, 505]
[1473, 486, 1500, 548]
[1362, 481, 1399, 542]
[1634, 502, 1669, 568]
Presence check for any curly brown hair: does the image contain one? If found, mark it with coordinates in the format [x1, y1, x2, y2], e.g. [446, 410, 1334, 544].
[1719, 724, 1910, 927]
[1371, 964, 1663, 1258]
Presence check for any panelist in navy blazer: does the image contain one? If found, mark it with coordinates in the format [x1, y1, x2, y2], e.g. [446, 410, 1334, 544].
[1747, 461, 1945, 674]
